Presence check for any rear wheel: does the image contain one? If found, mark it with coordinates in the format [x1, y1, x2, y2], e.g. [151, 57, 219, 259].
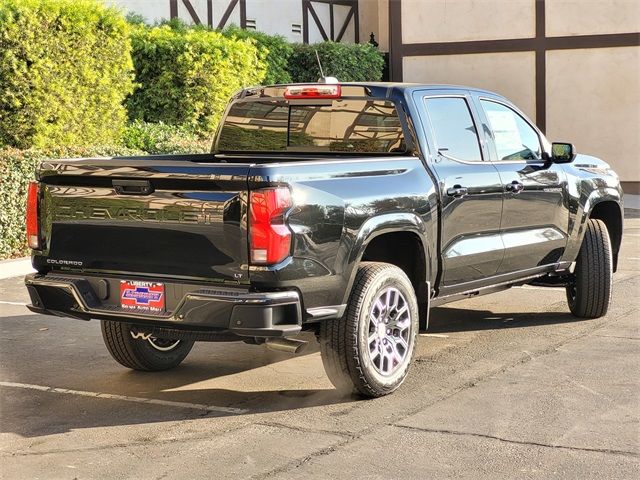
[566, 218, 613, 318]
[101, 321, 194, 371]
[319, 262, 419, 397]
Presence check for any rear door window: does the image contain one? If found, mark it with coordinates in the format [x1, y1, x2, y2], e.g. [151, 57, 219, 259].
[424, 97, 482, 162]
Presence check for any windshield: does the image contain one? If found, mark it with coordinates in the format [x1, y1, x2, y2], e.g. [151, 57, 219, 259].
[216, 99, 407, 154]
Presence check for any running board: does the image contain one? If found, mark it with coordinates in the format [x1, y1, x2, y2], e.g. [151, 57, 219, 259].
[430, 273, 547, 307]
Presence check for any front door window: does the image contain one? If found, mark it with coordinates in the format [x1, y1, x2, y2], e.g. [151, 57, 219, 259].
[480, 100, 542, 161]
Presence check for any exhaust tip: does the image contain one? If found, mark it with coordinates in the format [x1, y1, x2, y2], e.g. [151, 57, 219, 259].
[264, 337, 307, 354]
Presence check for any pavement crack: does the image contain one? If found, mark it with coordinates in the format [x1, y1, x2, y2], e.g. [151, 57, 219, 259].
[251, 436, 355, 480]
[391, 424, 639, 457]
[255, 421, 352, 439]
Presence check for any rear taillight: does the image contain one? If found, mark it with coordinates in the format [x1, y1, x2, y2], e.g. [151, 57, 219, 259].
[249, 187, 292, 265]
[26, 181, 40, 249]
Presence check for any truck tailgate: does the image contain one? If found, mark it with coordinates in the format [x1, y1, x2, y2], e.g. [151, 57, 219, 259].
[35, 157, 251, 283]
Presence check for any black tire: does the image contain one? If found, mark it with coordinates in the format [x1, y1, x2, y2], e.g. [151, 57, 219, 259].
[319, 262, 419, 398]
[566, 218, 613, 318]
[101, 321, 194, 371]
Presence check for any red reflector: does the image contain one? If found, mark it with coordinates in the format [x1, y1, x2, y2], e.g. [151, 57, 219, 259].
[249, 187, 292, 265]
[284, 84, 341, 99]
[26, 182, 40, 249]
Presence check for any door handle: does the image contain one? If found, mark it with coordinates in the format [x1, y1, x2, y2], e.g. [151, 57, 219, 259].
[505, 181, 524, 194]
[446, 185, 468, 198]
[113, 179, 153, 195]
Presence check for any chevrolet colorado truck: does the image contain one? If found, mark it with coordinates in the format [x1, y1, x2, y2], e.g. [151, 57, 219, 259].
[24, 83, 624, 397]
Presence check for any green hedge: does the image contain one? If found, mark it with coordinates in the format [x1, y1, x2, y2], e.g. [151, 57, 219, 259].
[127, 24, 267, 134]
[0, 0, 134, 149]
[287, 41, 385, 83]
[0, 146, 144, 260]
[222, 25, 292, 85]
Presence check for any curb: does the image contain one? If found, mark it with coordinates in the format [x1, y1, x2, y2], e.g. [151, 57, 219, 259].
[0, 257, 35, 280]
[625, 208, 640, 219]
[624, 193, 640, 210]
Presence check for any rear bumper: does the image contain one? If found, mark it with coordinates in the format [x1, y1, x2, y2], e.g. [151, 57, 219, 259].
[25, 273, 302, 337]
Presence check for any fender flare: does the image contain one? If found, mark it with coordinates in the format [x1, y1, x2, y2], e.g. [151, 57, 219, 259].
[563, 187, 623, 266]
[341, 212, 432, 305]
[584, 188, 623, 216]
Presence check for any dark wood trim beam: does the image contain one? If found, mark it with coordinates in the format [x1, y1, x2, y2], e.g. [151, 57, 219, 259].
[535, 0, 546, 132]
[399, 32, 640, 58]
[239, 0, 246, 28]
[402, 38, 535, 57]
[535, 48, 546, 132]
[308, 2, 330, 41]
[535, 0, 545, 40]
[308, 0, 356, 5]
[169, 0, 178, 18]
[546, 32, 640, 50]
[329, 2, 335, 40]
[303, 0, 309, 43]
[335, 7, 355, 43]
[389, 0, 402, 81]
[217, 0, 238, 29]
[353, 1, 359, 43]
[181, 0, 202, 25]
[207, 0, 213, 27]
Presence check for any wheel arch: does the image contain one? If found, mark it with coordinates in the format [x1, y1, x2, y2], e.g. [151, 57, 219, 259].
[563, 187, 623, 272]
[342, 213, 432, 306]
[588, 200, 623, 272]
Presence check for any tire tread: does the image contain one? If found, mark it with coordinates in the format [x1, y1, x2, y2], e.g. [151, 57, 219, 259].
[101, 321, 193, 371]
[320, 262, 418, 397]
[568, 219, 612, 318]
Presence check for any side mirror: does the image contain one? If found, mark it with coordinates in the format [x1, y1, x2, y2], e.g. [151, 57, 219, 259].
[550, 142, 576, 163]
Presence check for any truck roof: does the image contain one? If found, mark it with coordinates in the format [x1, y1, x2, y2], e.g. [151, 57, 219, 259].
[240, 82, 506, 102]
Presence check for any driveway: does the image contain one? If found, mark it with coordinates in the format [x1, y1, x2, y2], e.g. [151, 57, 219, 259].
[1, 219, 638, 479]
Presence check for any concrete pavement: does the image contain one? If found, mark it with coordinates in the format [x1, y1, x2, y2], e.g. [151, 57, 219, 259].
[0, 219, 638, 479]
[0, 257, 34, 280]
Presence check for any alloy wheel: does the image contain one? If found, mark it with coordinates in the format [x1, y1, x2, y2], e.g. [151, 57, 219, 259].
[367, 287, 412, 376]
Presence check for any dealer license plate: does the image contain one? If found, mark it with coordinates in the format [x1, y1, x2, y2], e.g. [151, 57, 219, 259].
[120, 280, 165, 313]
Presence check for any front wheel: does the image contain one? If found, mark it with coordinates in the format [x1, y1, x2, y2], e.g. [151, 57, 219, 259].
[101, 321, 194, 371]
[319, 262, 419, 397]
[566, 218, 613, 318]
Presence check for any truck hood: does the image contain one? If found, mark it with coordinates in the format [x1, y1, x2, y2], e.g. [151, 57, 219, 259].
[572, 154, 618, 179]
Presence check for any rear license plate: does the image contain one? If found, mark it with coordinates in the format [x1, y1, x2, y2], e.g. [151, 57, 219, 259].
[120, 280, 165, 313]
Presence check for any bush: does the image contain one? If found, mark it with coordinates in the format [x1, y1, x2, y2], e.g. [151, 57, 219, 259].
[158, 20, 292, 84]
[222, 25, 292, 85]
[0, 146, 145, 260]
[0, 0, 134, 149]
[287, 41, 384, 83]
[127, 24, 267, 135]
[125, 11, 148, 26]
[122, 121, 211, 154]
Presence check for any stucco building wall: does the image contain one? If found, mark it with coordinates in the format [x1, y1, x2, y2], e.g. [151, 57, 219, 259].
[392, 0, 640, 191]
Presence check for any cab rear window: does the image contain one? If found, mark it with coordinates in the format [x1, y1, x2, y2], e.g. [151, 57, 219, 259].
[216, 99, 407, 154]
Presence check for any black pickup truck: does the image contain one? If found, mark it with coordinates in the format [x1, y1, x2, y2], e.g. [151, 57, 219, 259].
[25, 82, 623, 397]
